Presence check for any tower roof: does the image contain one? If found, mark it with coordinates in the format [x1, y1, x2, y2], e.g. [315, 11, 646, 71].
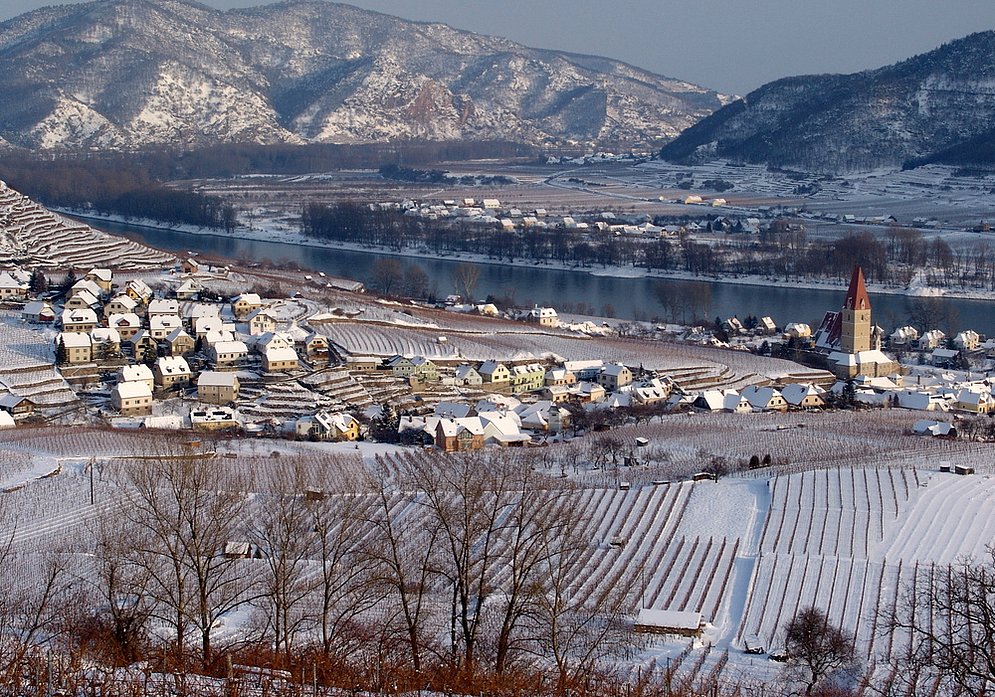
[843, 266, 870, 311]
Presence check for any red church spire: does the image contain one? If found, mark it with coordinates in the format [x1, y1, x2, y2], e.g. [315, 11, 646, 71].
[843, 266, 870, 311]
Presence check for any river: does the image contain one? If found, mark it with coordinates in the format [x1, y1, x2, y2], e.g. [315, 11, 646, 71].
[93, 219, 995, 335]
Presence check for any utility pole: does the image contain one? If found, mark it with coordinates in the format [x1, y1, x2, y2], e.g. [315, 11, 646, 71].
[88, 458, 95, 506]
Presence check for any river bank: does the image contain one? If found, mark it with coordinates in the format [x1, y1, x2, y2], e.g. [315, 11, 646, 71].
[63, 210, 995, 304]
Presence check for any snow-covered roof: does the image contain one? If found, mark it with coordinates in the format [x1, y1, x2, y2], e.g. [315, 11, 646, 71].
[114, 381, 152, 400]
[119, 364, 154, 383]
[156, 356, 191, 375]
[199, 371, 238, 387]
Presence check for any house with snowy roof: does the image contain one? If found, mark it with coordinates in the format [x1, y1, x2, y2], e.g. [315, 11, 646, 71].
[0, 271, 27, 300]
[197, 371, 240, 404]
[231, 293, 263, 319]
[741, 386, 789, 412]
[781, 383, 827, 409]
[103, 295, 138, 319]
[478, 361, 511, 386]
[85, 268, 113, 293]
[154, 356, 192, 390]
[296, 411, 361, 441]
[118, 363, 154, 392]
[263, 345, 299, 373]
[434, 417, 485, 452]
[55, 332, 93, 365]
[166, 328, 195, 356]
[22, 301, 55, 324]
[598, 363, 633, 391]
[64, 289, 100, 311]
[124, 278, 153, 304]
[111, 380, 153, 417]
[61, 308, 98, 333]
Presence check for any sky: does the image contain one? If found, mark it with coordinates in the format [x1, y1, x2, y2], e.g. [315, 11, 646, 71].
[2, 0, 995, 94]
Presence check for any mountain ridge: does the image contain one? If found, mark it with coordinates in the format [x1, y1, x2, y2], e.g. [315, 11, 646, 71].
[0, 0, 729, 151]
[658, 31, 995, 173]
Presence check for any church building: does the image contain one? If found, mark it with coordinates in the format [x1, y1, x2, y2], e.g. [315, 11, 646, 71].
[815, 266, 900, 379]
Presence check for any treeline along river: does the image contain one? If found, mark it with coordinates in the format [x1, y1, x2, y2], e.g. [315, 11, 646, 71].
[95, 219, 995, 336]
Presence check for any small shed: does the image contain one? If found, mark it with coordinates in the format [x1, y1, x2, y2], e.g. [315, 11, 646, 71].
[634, 609, 704, 637]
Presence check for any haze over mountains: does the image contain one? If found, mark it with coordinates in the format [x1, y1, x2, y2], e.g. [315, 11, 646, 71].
[659, 32, 995, 173]
[0, 0, 728, 151]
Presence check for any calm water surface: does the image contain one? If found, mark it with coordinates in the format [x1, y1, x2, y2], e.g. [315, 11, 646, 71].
[95, 220, 995, 335]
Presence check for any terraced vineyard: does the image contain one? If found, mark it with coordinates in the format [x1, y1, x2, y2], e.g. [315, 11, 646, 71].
[0, 182, 176, 269]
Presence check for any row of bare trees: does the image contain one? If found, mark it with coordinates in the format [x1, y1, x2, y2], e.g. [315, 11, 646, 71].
[0, 445, 635, 693]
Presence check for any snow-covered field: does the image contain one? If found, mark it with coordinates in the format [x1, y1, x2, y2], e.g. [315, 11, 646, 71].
[0, 416, 990, 688]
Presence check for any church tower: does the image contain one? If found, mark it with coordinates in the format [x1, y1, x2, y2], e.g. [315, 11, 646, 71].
[841, 266, 871, 354]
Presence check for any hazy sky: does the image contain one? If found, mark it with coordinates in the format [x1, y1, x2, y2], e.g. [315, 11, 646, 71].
[2, 0, 995, 94]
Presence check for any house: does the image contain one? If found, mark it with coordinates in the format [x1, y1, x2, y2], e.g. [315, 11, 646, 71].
[510, 363, 545, 394]
[693, 390, 727, 412]
[929, 348, 960, 368]
[572, 381, 606, 403]
[55, 332, 93, 365]
[954, 330, 981, 352]
[85, 268, 113, 293]
[453, 365, 483, 386]
[246, 309, 277, 336]
[22, 301, 55, 324]
[723, 392, 752, 413]
[263, 345, 299, 372]
[478, 361, 511, 386]
[386, 355, 414, 377]
[917, 329, 946, 350]
[64, 289, 100, 311]
[108, 313, 142, 341]
[409, 357, 439, 382]
[60, 308, 98, 333]
[478, 411, 530, 446]
[304, 334, 330, 363]
[182, 258, 202, 274]
[127, 330, 158, 358]
[175, 279, 201, 300]
[0, 271, 27, 300]
[209, 340, 249, 367]
[758, 316, 777, 334]
[296, 411, 361, 441]
[124, 278, 153, 304]
[111, 381, 153, 417]
[198, 371, 240, 404]
[68, 279, 103, 300]
[118, 364, 155, 393]
[103, 295, 138, 319]
[741, 386, 789, 411]
[345, 356, 379, 371]
[0, 394, 37, 419]
[146, 299, 179, 323]
[563, 360, 604, 382]
[890, 326, 919, 347]
[231, 293, 263, 319]
[150, 314, 184, 340]
[545, 368, 577, 387]
[193, 314, 225, 339]
[525, 305, 558, 327]
[90, 328, 122, 358]
[154, 356, 193, 391]
[542, 385, 572, 403]
[598, 363, 633, 391]
[634, 609, 704, 638]
[517, 401, 570, 433]
[781, 383, 827, 409]
[166, 328, 196, 356]
[954, 387, 995, 414]
[784, 323, 812, 340]
[254, 332, 292, 355]
[434, 418, 485, 452]
[190, 406, 238, 431]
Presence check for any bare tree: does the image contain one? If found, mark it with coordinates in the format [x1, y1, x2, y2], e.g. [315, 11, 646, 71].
[247, 460, 317, 665]
[452, 262, 481, 303]
[885, 551, 995, 696]
[404, 451, 518, 671]
[371, 258, 404, 296]
[525, 501, 633, 691]
[783, 606, 857, 695]
[365, 456, 440, 673]
[116, 450, 255, 667]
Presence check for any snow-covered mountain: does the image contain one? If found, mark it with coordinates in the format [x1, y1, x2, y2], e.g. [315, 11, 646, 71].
[659, 32, 995, 173]
[0, 0, 728, 151]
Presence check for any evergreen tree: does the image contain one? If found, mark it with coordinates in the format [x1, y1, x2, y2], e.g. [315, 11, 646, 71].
[55, 337, 67, 365]
[29, 268, 48, 294]
[141, 344, 158, 366]
[58, 270, 77, 298]
[369, 403, 400, 443]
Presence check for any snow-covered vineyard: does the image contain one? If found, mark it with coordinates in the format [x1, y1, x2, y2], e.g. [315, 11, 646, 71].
[0, 424, 992, 693]
[0, 181, 175, 270]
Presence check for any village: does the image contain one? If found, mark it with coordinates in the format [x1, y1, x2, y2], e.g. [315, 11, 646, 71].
[0, 248, 990, 455]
